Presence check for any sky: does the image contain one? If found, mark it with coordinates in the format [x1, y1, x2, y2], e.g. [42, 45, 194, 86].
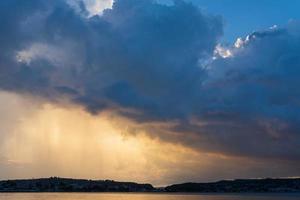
[0, 0, 300, 186]
[184, 0, 300, 42]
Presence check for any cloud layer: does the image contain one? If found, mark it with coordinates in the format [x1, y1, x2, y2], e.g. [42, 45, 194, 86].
[203, 23, 300, 160]
[0, 0, 300, 174]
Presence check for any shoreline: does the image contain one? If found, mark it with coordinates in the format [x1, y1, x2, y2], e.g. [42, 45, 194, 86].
[1, 177, 300, 193]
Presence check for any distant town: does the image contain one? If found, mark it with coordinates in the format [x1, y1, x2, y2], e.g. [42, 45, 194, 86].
[0, 177, 300, 193]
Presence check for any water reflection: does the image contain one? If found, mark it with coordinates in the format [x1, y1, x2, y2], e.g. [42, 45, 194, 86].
[1, 193, 300, 200]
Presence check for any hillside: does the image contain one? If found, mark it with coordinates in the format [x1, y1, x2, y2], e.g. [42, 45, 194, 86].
[0, 177, 154, 192]
[165, 178, 300, 193]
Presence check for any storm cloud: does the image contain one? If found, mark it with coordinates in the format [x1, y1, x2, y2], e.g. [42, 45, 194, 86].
[0, 0, 300, 166]
[200, 23, 300, 160]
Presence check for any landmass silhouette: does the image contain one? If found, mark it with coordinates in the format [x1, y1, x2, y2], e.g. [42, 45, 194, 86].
[1, 177, 300, 193]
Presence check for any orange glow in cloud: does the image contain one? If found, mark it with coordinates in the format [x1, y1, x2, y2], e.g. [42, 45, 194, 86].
[0, 92, 206, 185]
[1, 91, 297, 186]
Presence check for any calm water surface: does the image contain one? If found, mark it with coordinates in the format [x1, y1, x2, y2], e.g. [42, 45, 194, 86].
[0, 193, 299, 200]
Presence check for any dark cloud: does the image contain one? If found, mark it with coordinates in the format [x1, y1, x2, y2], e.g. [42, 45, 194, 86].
[0, 0, 223, 117]
[197, 23, 300, 160]
[0, 0, 300, 169]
